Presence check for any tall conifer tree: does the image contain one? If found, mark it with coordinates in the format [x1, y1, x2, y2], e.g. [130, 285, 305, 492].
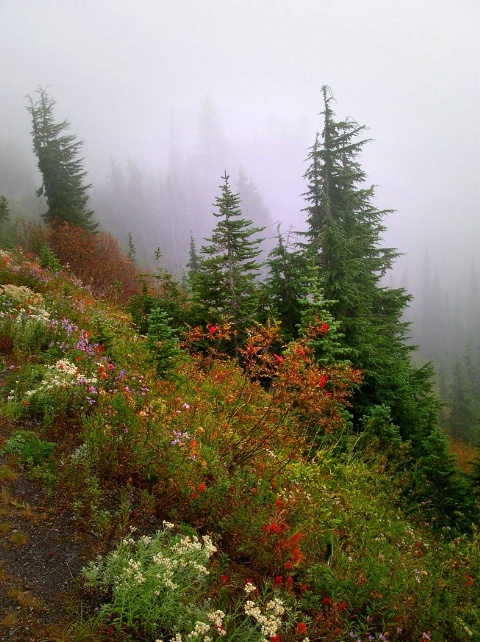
[26, 87, 97, 231]
[302, 86, 437, 435]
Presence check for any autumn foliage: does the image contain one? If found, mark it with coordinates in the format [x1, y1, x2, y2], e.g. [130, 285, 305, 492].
[46, 222, 141, 302]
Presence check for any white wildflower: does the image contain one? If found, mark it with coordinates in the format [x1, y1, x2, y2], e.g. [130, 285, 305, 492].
[187, 621, 210, 638]
[162, 520, 175, 530]
[244, 581, 257, 594]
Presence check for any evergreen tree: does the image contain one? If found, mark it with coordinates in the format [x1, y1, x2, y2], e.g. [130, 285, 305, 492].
[302, 86, 437, 435]
[146, 305, 182, 376]
[412, 429, 477, 534]
[303, 86, 397, 330]
[236, 167, 274, 264]
[191, 172, 264, 355]
[297, 256, 346, 365]
[0, 195, 10, 227]
[186, 234, 200, 278]
[298, 87, 479, 531]
[446, 349, 480, 443]
[127, 232, 136, 263]
[0, 194, 13, 248]
[26, 87, 97, 231]
[263, 226, 305, 339]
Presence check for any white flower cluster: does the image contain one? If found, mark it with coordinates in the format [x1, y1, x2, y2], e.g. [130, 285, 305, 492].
[171, 534, 217, 558]
[0, 284, 50, 325]
[69, 442, 89, 462]
[153, 549, 180, 590]
[187, 621, 211, 639]
[207, 610, 226, 637]
[0, 284, 44, 306]
[162, 520, 175, 530]
[244, 596, 285, 640]
[171, 536, 201, 555]
[125, 558, 146, 584]
[155, 634, 190, 642]
[24, 359, 97, 398]
[84, 524, 221, 640]
[244, 581, 257, 594]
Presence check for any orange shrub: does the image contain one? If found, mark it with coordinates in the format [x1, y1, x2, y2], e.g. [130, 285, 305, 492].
[47, 222, 141, 303]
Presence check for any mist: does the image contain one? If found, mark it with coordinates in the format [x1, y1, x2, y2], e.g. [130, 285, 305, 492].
[1, 0, 479, 365]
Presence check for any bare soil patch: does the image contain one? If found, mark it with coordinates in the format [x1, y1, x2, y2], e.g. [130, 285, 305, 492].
[0, 422, 98, 642]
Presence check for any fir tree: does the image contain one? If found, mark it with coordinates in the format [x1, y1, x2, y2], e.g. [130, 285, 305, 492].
[297, 256, 346, 365]
[146, 305, 182, 376]
[303, 86, 397, 331]
[263, 226, 305, 339]
[0, 195, 10, 228]
[446, 348, 480, 443]
[186, 234, 200, 279]
[299, 87, 479, 531]
[302, 86, 437, 434]
[191, 172, 264, 356]
[0, 195, 13, 248]
[127, 232, 136, 263]
[413, 429, 477, 534]
[26, 87, 97, 231]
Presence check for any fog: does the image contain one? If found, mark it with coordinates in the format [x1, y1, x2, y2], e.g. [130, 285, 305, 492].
[1, 0, 479, 302]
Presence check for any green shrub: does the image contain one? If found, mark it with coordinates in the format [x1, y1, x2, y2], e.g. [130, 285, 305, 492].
[1, 429, 56, 466]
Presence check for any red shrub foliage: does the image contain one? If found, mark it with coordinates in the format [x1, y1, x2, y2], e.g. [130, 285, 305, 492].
[47, 222, 141, 303]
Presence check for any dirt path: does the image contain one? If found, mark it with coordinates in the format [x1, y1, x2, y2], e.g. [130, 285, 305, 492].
[0, 421, 98, 642]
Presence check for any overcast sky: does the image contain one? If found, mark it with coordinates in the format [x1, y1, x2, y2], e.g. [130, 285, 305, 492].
[1, 0, 479, 289]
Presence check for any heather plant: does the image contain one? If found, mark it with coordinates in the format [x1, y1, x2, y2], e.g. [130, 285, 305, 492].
[77, 387, 159, 485]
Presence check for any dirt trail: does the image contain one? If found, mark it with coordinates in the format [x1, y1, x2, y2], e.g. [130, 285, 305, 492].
[0, 420, 97, 642]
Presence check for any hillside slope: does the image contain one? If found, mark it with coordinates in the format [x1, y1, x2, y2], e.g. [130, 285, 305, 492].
[0, 248, 479, 642]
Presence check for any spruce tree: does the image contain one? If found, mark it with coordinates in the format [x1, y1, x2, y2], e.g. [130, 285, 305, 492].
[0, 195, 12, 248]
[303, 86, 397, 331]
[127, 232, 136, 263]
[26, 87, 97, 231]
[446, 349, 480, 443]
[191, 172, 264, 355]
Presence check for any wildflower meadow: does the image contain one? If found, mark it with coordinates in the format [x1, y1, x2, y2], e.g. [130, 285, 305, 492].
[0, 248, 479, 642]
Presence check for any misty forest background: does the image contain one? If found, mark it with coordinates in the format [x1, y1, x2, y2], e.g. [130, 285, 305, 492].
[0, 89, 479, 447]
